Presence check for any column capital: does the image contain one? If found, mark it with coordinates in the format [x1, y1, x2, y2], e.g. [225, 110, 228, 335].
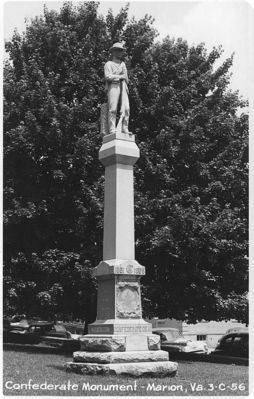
[92, 259, 146, 278]
[99, 135, 140, 167]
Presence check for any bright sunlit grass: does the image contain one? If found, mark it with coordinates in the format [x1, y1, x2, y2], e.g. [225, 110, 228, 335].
[3, 344, 249, 396]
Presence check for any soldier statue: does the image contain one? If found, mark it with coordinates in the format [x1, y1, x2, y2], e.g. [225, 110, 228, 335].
[101, 43, 130, 135]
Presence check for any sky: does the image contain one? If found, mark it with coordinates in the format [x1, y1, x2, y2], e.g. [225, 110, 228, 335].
[2, 0, 254, 99]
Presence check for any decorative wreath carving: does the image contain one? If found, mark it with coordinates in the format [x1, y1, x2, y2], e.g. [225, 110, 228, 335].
[116, 282, 141, 319]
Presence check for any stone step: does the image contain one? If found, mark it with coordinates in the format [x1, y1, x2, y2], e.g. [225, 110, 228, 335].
[66, 360, 178, 377]
[80, 334, 160, 352]
[73, 350, 169, 364]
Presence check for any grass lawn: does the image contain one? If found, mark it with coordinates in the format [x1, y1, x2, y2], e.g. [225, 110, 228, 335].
[3, 344, 249, 396]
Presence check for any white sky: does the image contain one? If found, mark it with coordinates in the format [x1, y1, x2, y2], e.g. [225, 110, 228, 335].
[2, 0, 254, 99]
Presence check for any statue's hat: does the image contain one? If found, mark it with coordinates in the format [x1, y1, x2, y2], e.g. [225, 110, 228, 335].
[109, 42, 125, 52]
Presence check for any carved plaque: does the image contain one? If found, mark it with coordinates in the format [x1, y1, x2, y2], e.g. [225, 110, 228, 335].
[116, 282, 141, 319]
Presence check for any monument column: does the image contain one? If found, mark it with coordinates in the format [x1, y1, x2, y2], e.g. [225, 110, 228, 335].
[66, 131, 178, 375]
[87, 131, 152, 338]
[100, 133, 138, 261]
[66, 42, 178, 376]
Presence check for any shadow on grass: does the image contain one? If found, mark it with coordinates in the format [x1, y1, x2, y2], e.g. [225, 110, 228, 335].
[3, 343, 73, 357]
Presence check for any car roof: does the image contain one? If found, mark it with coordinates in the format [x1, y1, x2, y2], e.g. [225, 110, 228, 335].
[222, 331, 248, 338]
[226, 327, 248, 333]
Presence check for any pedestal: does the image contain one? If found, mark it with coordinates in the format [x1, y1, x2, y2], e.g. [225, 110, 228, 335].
[66, 132, 178, 377]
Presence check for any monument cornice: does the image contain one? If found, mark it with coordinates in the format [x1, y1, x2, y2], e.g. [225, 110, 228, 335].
[99, 136, 140, 166]
[92, 259, 146, 277]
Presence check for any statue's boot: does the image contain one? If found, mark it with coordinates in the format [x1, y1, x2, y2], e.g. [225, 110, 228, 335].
[122, 115, 131, 134]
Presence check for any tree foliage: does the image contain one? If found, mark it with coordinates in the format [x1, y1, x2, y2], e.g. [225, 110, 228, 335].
[4, 2, 248, 323]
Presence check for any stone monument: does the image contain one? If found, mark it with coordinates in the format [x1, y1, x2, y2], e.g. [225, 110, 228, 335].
[66, 43, 178, 377]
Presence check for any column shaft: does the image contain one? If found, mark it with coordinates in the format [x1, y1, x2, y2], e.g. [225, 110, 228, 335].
[103, 163, 135, 260]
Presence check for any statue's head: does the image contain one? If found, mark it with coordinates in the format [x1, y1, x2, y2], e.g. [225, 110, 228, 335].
[109, 42, 125, 59]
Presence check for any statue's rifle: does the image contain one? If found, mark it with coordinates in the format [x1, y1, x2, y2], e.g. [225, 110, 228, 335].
[116, 78, 124, 133]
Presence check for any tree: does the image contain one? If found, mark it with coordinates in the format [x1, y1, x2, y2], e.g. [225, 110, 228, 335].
[4, 2, 248, 324]
[131, 39, 248, 324]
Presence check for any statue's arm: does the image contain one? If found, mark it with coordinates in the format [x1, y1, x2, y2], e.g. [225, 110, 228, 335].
[104, 62, 123, 82]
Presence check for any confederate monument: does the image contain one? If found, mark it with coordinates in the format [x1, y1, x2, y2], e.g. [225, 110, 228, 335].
[66, 43, 178, 376]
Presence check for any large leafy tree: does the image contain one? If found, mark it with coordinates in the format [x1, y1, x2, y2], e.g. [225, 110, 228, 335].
[4, 2, 248, 323]
[131, 40, 248, 324]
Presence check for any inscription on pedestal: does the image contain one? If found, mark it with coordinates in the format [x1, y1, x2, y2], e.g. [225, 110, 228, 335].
[93, 259, 146, 277]
[118, 275, 138, 282]
[89, 326, 112, 334]
[88, 324, 152, 335]
[114, 325, 151, 333]
[114, 264, 145, 275]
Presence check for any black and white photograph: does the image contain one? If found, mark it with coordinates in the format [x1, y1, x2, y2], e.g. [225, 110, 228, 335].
[2, 0, 252, 396]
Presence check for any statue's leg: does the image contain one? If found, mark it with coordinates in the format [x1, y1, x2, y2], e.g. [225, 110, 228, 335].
[122, 90, 130, 134]
[108, 83, 120, 134]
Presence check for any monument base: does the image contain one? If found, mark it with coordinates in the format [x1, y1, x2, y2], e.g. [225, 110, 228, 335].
[80, 333, 160, 352]
[66, 360, 178, 377]
[73, 349, 169, 363]
[66, 336, 178, 377]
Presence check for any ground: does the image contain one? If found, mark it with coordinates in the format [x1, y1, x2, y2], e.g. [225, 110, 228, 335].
[3, 344, 249, 396]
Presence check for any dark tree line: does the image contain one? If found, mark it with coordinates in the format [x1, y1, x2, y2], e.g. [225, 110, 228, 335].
[4, 2, 248, 324]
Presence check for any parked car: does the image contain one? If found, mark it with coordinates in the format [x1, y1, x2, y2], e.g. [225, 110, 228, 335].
[9, 314, 27, 323]
[3, 321, 55, 344]
[152, 328, 209, 353]
[10, 318, 37, 328]
[213, 331, 248, 358]
[225, 327, 248, 335]
[41, 324, 81, 350]
[4, 321, 81, 350]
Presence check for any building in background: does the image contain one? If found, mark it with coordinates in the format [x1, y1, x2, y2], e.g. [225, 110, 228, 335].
[149, 318, 247, 348]
[182, 320, 248, 348]
[149, 318, 183, 332]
